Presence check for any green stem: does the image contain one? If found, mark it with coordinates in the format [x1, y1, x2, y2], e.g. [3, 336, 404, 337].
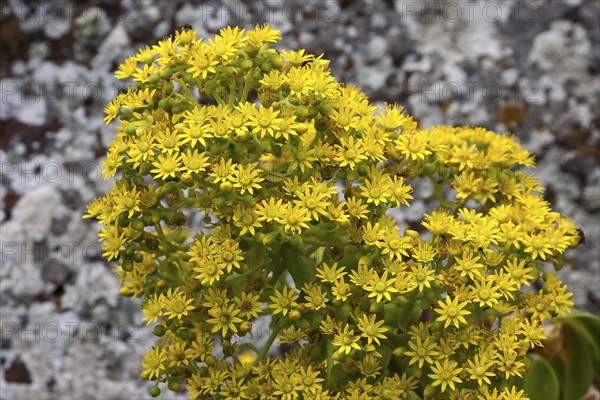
[213, 90, 225, 105]
[224, 268, 253, 282]
[253, 320, 282, 366]
[228, 82, 237, 107]
[326, 339, 334, 382]
[240, 72, 253, 103]
[174, 78, 195, 101]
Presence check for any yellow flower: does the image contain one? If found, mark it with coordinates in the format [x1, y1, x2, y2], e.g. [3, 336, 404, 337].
[246, 23, 281, 47]
[100, 147, 123, 180]
[409, 263, 435, 292]
[103, 98, 121, 124]
[141, 294, 165, 325]
[335, 135, 367, 169]
[374, 103, 413, 131]
[234, 291, 262, 320]
[298, 365, 324, 393]
[193, 255, 226, 285]
[395, 130, 432, 160]
[404, 336, 439, 369]
[207, 303, 242, 337]
[303, 283, 328, 310]
[428, 359, 463, 393]
[232, 205, 262, 236]
[249, 105, 282, 138]
[269, 286, 298, 316]
[377, 228, 411, 260]
[364, 271, 398, 303]
[315, 262, 347, 284]
[356, 314, 387, 345]
[422, 209, 453, 235]
[522, 232, 555, 260]
[178, 120, 212, 148]
[435, 296, 471, 329]
[465, 354, 495, 386]
[126, 131, 156, 167]
[187, 44, 218, 79]
[359, 177, 392, 206]
[272, 373, 302, 400]
[333, 324, 361, 355]
[471, 277, 501, 308]
[98, 226, 126, 260]
[150, 152, 181, 180]
[141, 345, 167, 380]
[454, 248, 485, 281]
[280, 203, 311, 234]
[331, 106, 360, 132]
[255, 197, 285, 223]
[232, 162, 264, 195]
[163, 288, 195, 320]
[180, 149, 209, 174]
[281, 49, 314, 66]
[344, 196, 369, 220]
[115, 56, 138, 79]
[294, 186, 329, 221]
[113, 185, 142, 218]
[133, 63, 159, 83]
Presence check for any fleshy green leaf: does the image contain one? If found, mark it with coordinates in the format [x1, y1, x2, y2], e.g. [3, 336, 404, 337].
[557, 311, 600, 376]
[524, 356, 559, 400]
[288, 254, 315, 288]
[561, 323, 593, 400]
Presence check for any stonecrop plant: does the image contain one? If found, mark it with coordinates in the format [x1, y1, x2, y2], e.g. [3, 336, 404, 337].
[85, 24, 582, 399]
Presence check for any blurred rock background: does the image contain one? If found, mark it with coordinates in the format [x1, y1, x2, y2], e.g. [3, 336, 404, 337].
[1, 0, 598, 398]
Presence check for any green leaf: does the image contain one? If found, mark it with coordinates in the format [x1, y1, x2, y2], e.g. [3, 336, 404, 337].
[288, 254, 315, 288]
[561, 323, 593, 400]
[330, 363, 347, 383]
[566, 318, 600, 376]
[524, 356, 559, 400]
[378, 345, 392, 370]
[384, 303, 401, 327]
[557, 311, 600, 376]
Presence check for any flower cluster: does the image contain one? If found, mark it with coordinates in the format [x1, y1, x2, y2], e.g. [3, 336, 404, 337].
[85, 24, 581, 399]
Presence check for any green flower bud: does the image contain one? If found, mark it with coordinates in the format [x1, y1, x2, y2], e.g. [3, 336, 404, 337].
[122, 259, 133, 272]
[167, 380, 181, 392]
[182, 72, 194, 84]
[214, 197, 227, 208]
[164, 81, 174, 94]
[172, 211, 187, 225]
[160, 67, 173, 80]
[241, 59, 253, 70]
[241, 194, 254, 207]
[139, 162, 154, 175]
[125, 125, 137, 135]
[205, 355, 217, 366]
[133, 251, 143, 263]
[149, 73, 160, 85]
[295, 106, 309, 120]
[289, 235, 303, 247]
[262, 233, 277, 245]
[117, 214, 130, 227]
[289, 310, 301, 320]
[157, 99, 170, 111]
[153, 325, 167, 337]
[149, 386, 161, 397]
[119, 111, 134, 121]
[163, 181, 178, 194]
[319, 103, 333, 116]
[240, 321, 253, 334]
[181, 172, 194, 186]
